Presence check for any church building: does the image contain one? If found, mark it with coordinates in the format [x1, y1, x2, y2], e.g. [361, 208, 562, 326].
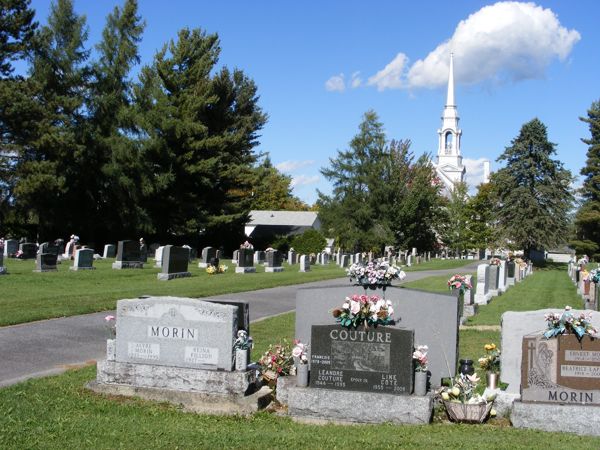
[434, 53, 466, 192]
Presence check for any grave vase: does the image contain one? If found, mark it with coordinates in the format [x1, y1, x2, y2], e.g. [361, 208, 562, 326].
[414, 371, 427, 396]
[295, 363, 309, 387]
[458, 359, 475, 376]
[486, 371, 499, 390]
[235, 348, 248, 371]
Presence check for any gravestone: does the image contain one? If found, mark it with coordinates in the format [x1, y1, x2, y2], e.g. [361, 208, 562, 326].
[232, 250, 239, 264]
[103, 244, 116, 259]
[488, 264, 500, 296]
[412, 247, 417, 256]
[203, 299, 250, 335]
[112, 240, 143, 269]
[4, 239, 18, 257]
[406, 255, 412, 267]
[158, 245, 192, 280]
[253, 251, 265, 265]
[140, 242, 148, 263]
[114, 297, 237, 370]
[299, 255, 310, 272]
[296, 285, 459, 386]
[310, 325, 414, 395]
[19, 242, 37, 259]
[154, 246, 165, 268]
[498, 260, 508, 293]
[183, 245, 194, 262]
[34, 253, 58, 272]
[70, 248, 95, 271]
[265, 250, 283, 272]
[0, 251, 6, 274]
[507, 261, 516, 286]
[339, 254, 349, 268]
[199, 246, 216, 268]
[354, 253, 362, 264]
[474, 264, 491, 304]
[236, 249, 256, 273]
[288, 250, 297, 265]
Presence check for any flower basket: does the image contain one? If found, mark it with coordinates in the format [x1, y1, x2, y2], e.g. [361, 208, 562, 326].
[443, 400, 493, 424]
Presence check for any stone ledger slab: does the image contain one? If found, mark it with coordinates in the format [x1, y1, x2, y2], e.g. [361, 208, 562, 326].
[511, 401, 600, 437]
[287, 386, 433, 424]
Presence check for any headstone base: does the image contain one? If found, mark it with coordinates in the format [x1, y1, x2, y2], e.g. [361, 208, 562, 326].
[157, 271, 192, 281]
[285, 385, 433, 424]
[0, 267, 7, 275]
[96, 359, 256, 395]
[463, 304, 478, 317]
[507, 278, 515, 286]
[86, 380, 271, 416]
[474, 293, 491, 305]
[33, 267, 58, 273]
[112, 261, 144, 269]
[511, 400, 600, 436]
[198, 262, 209, 268]
[69, 266, 96, 271]
[265, 267, 284, 273]
[235, 267, 256, 274]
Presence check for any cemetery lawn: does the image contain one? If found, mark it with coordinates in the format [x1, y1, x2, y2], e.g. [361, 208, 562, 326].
[402, 265, 583, 326]
[0, 258, 346, 326]
[1, 312, 599, 449]
[403, 259, 471, 272]
[401, 273, 476, 293]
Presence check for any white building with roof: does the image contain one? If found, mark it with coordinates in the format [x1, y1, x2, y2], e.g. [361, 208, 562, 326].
[244, 210, 321, 238]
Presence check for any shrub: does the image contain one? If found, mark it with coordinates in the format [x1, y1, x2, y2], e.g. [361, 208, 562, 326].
[291, 229, 326, 255]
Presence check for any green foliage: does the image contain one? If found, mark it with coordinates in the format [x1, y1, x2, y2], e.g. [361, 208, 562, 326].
[0, 0, 37, 78]
[318, 111, 442, 253]
[491, 118, 574, 256]
[290, 229, 326, 255]
[574, 100, 600, 259]
[466, 182, 498, 250]
[438, 182, 471, 256]
[250, 156, 307, 211]
[269, 234, 293, 253]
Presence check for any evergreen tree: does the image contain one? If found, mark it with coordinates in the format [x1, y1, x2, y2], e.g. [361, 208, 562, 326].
[466, 181, 498, 252]
[250, 155, 308, 211]
[573, 100, 600, 259]
[11, 0, 89, 239]
[492, 118, 573, 257]
[0, 0, 37, 78]
[135, 28, 266, 245]
[86, 0, 145, 242]
[438, 182, 471, 256]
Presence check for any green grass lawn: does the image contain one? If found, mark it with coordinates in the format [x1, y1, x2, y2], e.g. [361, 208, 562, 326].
[401, 272, 477, 293]
[1, 310, 598, 449]
[0, 257, 470, 327]
[403, 259, 472, 272]
[0, 258, 346, 326]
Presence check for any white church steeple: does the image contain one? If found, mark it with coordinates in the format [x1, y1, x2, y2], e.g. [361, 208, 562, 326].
[435, 52, 466, 192]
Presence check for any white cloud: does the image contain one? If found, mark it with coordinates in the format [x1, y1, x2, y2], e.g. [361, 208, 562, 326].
[371, 2, 580, 91]
[463, 157, 489, 191]
[351, 71, 362, 88]
[325, 73, 346, 92]
[291, 175, 320, 188]
[367, 52, 409, 91]
[275, 160, 315, 173]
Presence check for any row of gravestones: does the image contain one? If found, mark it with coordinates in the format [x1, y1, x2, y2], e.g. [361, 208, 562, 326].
[568, 262, 599, 310]
[473, 259, 533, 305]
[334, 248, 433, 269]
[0, 241, 96, 273]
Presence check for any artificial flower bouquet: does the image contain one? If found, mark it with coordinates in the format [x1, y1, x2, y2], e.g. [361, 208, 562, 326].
[447, 274, 472, 293]
[258, 341, 294, 386]
[346, 259, 406, 287]
[413, 345, 428, 372]
[206, 264, 227, 275]
[332, 294, 394, 329]
[233, 330, 253, 350]
[489, 257, 501, 266]
[543, 306, 598, 340]
[478, 343, 501, 373]
[292, 340, 309, 365]
[439, 373, 496, 423]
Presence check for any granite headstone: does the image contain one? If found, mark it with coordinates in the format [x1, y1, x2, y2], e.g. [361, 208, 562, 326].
[158, 245, 192, 280]
[71, 248, 95, 270]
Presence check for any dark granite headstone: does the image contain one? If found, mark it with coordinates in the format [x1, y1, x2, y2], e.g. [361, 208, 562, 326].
[205, 299, 250, 335]
[19, 243, 37, 259]
[71, 248, 95, 270]
[199, 246, 216, 268]
[265, 250, 283, 272]
[237, 249, 254, 268]
[103, 244, 116, 258]
[158, 245, 191, 280]
[489, 265, 499, 291]
[507, 261, 515, 278]
[35, 253, 58, 272]
[4, 239, 18, 257]
[310, 325, 414, 395]
[112, 240, 143, 269]
[140, 243, 148, 263]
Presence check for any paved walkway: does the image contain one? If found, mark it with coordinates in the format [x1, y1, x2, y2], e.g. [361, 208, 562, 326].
[0, 262, 479, 388]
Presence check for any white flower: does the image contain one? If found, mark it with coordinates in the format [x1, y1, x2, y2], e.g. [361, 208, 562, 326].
[350, 300, 360, 315]
[388, 306, 394, 316]
[342, 302, 350, 310]
[292, 347, 302, 358]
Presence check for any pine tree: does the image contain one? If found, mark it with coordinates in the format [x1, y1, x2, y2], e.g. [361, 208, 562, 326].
[492, 118, 573, 257]
[438, 182, 471, 257]
[573, 100, 600, 258]
[135, 28, 266, 245]
[250, 156, 308, 211]
[466, 181, 498, 252]
[0, 0, 37, 78]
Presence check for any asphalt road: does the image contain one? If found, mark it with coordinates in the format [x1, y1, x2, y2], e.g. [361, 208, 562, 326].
[0, 262, 478, 388]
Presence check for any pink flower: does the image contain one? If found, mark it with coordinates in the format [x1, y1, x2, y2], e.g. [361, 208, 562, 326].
[350, 300, 361, 315]
[105, 315, 115, 322]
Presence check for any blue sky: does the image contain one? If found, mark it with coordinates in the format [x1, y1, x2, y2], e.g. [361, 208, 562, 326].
[29, 0, 600, 203]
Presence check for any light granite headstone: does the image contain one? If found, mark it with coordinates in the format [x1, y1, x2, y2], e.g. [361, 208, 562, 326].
[288, 250, 297, 265]
[4, 239, 18, 257]
[115, 297, 238, 371]
[500, 309, 600, 395]
[158, 245, 192, 280]
[154, 246, 165, 268]
[71, 248, 95, 271]
[498, 260, 508, 293]
[474, 264, 491, 304]
[199, 246, 216, 268]
[0, 251, 5, 274]
[296, 285, 459, 386]
[299, 255, 310, 272]
[103, 244, 116, 259]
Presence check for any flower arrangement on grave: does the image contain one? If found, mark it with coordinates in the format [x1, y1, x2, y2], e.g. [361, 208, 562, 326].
[346, 259, 406, 288]
[332, 294, 394, 329]
[489, 257, 501, 266]
[581, 269, 591, 282]
[413, 345, 428, 372]
[258, 340, 294, 387]
[590, 268, 600, 283]
[104, 315, 116, 338]
[447, 274, 472, 293]
[240, 241, 253, 250]
[515, 257, 527, 268]
[206, 264, 227, 275]
[292, 339, 309, 365]
[233, 330, 253, 350]
[478, 343, 501, 373]
[577, 256, 589, 266]
[439, 373, 496, 423]
[543, 306, 598, 341]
